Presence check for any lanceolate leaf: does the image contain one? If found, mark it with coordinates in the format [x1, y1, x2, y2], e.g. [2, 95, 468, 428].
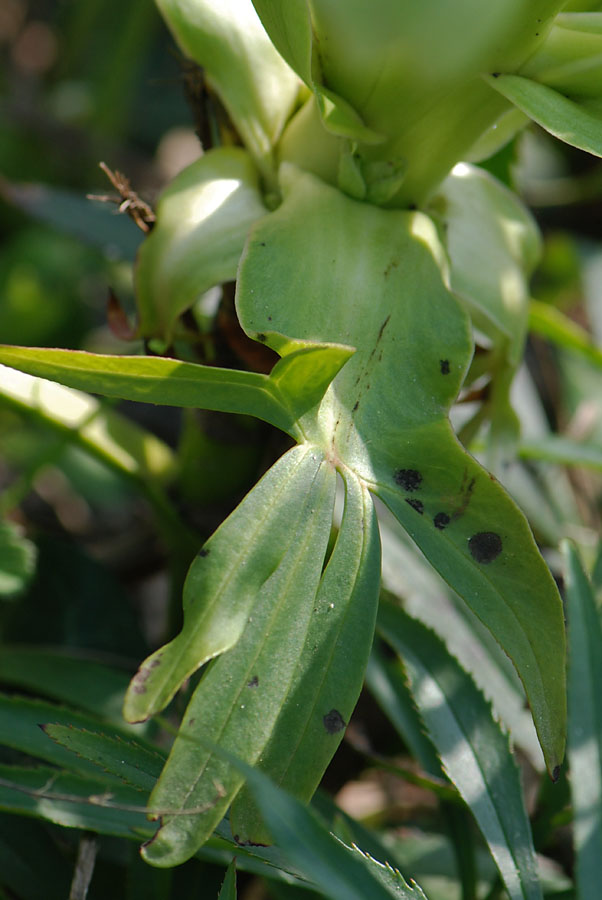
[378, 600, 542, 900]
[563, 541, 602, 900]
[230, 469, 381, 844]
[236, 164, 566, 775]
[486, 73, 602, 157]
[141, 452, 336, 865]
[124, 444, 331, 723]
[0, 342, 352, 441]
[41, 725, 165, 792]
[218, 861, 237, 900]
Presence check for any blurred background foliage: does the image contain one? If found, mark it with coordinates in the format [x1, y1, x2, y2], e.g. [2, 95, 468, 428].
[0, 1, 601, 898]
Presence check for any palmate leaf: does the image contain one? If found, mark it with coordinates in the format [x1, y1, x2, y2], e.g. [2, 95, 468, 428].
[236, 164, 566, 777]
[377, 600, 542, 900]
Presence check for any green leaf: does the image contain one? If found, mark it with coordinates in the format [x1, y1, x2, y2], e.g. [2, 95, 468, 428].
[0, 343, 352, 441]
[485, 73, 602, 157]
[0, 363, 175, 483]
[529, 299, 602, 369]
[155, 0, 299, 179]
[0, 646, 133, 725]
[135, 148, 267, 340]
[230, 469, 381, 843]
[140, 452, 336, 865]
[218, 861, 237, 900]
[124, 444, 332, 724]
[519, 435, 602, 470]
[0, 519, 36, 599]
[236, 164, 566, 776]
[206, 743, 429, 900]
[378, 600, 543, 900]
[0, 178, 143, 260]
[0, 764, 150, 838]
[563, 541, 602, 900]
[41, 725, 165, 792]
[434, 163, 540, 364]
[0, 693, 154, 783]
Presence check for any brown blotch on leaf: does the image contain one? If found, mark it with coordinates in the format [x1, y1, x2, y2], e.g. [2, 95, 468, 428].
[247, 675, 259, 688]
[323, 709, 346, 734]
[439, 359, 450, 375]
[405, 498, 424, 514]
[468, 531, 502, 564]
[434, 512, 450, 530]
[394, 468, 422, 491]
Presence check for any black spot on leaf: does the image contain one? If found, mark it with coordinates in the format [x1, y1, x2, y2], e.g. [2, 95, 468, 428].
[352, 400, 359, 412]
[247, 675, 259, 688]
[468, 531, 502, 563]
[323, 709, 346, 734]
[552, 765, 561, 783]
[434, 512, 450, 530]
[439, 359, 450, 375]
[198, 547, 209, 558]
[405, 498, 424, 514]
[256, 333, 267, 343]
[394, 469, 422, 491]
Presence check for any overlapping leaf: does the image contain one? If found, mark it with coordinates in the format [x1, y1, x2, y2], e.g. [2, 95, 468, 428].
[236, 165, 566, 776]
[141, 450, 336, 865]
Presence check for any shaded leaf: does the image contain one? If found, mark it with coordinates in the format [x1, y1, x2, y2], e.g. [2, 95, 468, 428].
[378, 600, 542, 900]
[564, 541, 602, 900]
[0, 646, 133, 725]
[42, 725, 165, 791]
[135, 148, 267, 340]
[0, 693, 154, 783]
[0, 765, 149, 838]
[209, 743, 429, 900]
[218, 860, 237, 900]
[0, 520, 36, 599]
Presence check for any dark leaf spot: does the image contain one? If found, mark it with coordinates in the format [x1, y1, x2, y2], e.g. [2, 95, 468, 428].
[198, 547, 210, 558]
[188, 718, 196, 727]
[149, 656, 162, 669]
[267, 315, 272, 321]
[552, 765, 561, 783]
[405, 498, 424, 514]
[247, 675, 259, 688]
[434, 512, 450, 530]
[352, 400, 359, 412]
[323, 709, 346, 734]
[234, 835, 270, 847]
[256, 333, 267, 343]
[468, 531, 502, 563]
[394, 469, 422, 491]
[439, 359, 450, 375]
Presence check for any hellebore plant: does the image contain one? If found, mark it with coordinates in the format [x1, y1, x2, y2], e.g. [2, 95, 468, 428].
[2, 0, 602, 873]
